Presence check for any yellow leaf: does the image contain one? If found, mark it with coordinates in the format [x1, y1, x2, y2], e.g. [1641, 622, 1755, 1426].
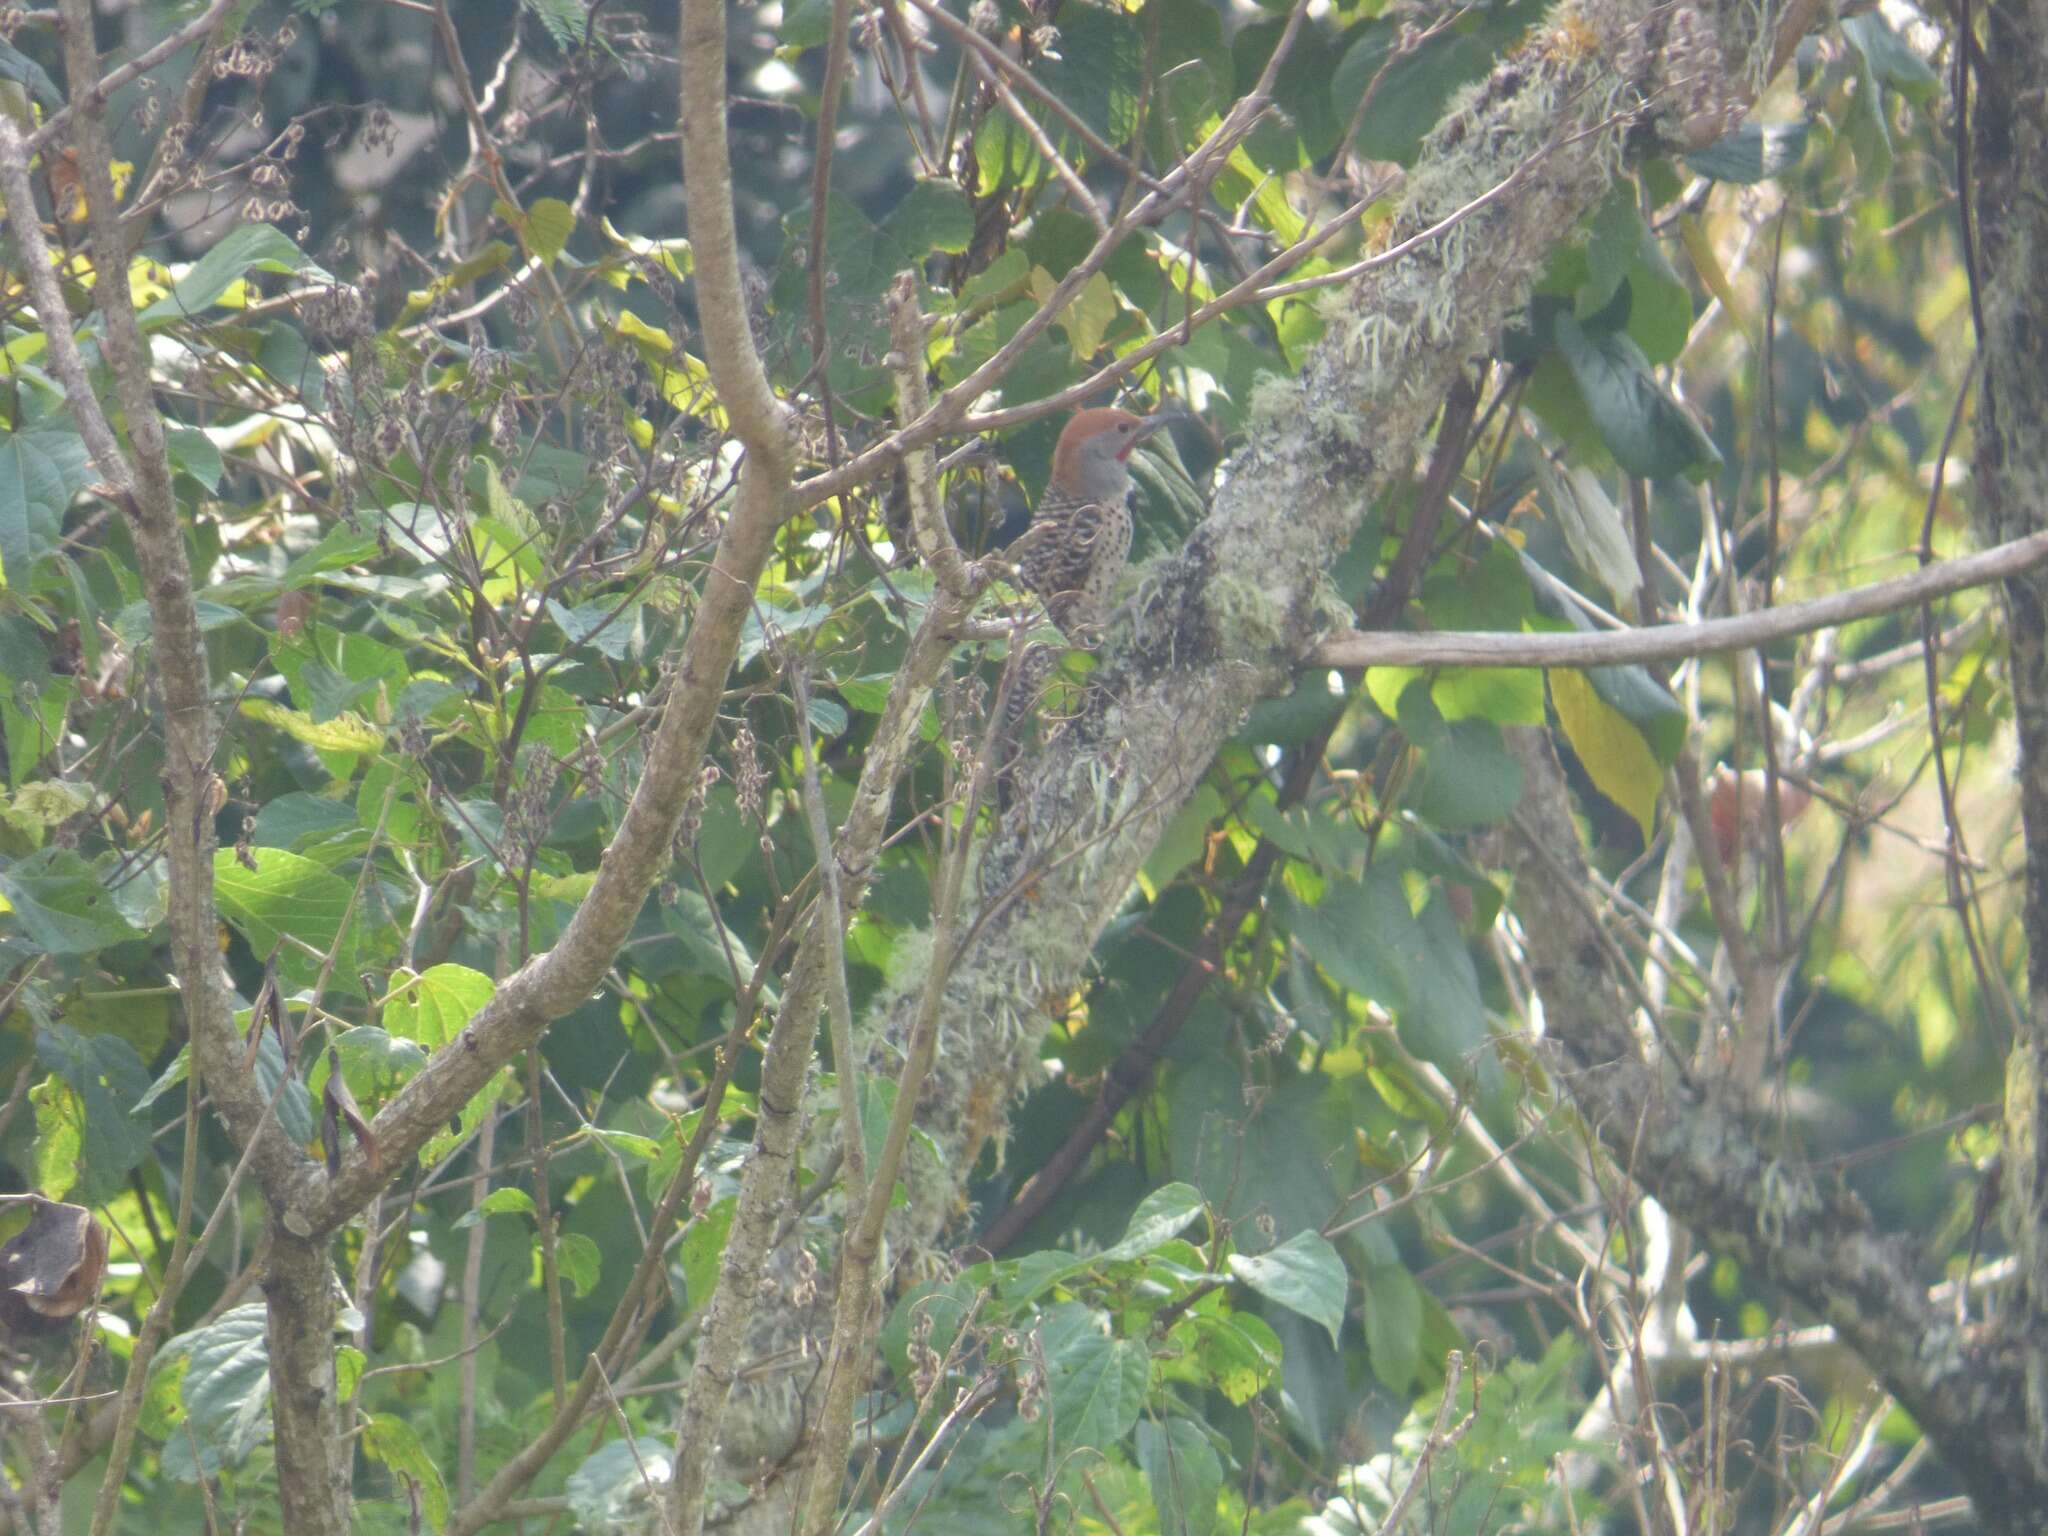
[240, 698, 387, 754]
[1059, 270, 1119, 360]
[599, 216, 693, 281]
[607, 312, 726, 428]
[1680, 214, 1751, 345]
[1549, 668, 1660, 841]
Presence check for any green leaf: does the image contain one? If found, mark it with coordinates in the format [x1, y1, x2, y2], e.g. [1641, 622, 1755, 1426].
[769, 182, 972, 407]
[213, 847, 361, 995]
[480, 1187, 537, 1219]
[361, 1413, 451, 1530]
[1331, 0, 1544, 165]
[1683, 120, 1811, 184]
[253, 792, 362, 851]
[0, 425, 92, 586]
[555, 1232, 601, 1297]
[336, 1346, 365, 1403]
[1578, 183, 1645, 323]
[805, 693, 848, 739]
[1627, 231, 1696, 366]
[1841, 13, 1939, 104]
[547, 597, 642, 661]
[977, 5, 1141, 188]
[1142, 784, 1225, 890]
[1552, 312, 1723, 481]
[0, 848, 145, 954]
[255, 321, 326, 408]
[1042, 1303, 1148, 1455]
[1170, 1056, 1346, 1256]
[35, 1022, 150, 1204]
[1137, 1417, 1223, 1536]
[682, 1196, 734, 1310]
[1404, 891, 1492, 1085]
[384, 963, 496, 1049]
[398, 241, 515, 321]
[1289, 867, 1417, 1014]
[166, 428, 224, 490]
[1100, 1183, 1206, 1264]
[1174, 1307, 1281, 1405]
[521, 196, 576, 264]
[166, 1305, 272, 1475]
[240, 697, 387, 754]
[0, 35, 61, 104]
[138, 225, 332, 326]
[1362, 1261, 1424, 1393]
[1228, 1230, 1348, 1348]
[1400, 687, 1524, 830]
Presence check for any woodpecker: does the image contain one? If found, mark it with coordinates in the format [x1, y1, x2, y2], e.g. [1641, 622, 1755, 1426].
[993, 407, 1171, 811]
[1010, 407, 1171, 640]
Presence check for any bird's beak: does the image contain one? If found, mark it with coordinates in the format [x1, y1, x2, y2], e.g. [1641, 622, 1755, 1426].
[1134, 412, 1180, 442]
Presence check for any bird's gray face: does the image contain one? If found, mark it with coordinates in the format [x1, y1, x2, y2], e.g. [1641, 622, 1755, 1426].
[1081, 415, 1168, 491]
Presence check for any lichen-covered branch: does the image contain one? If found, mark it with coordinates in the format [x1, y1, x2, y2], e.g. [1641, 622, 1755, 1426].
[690, 2, 1831, 1528]
[1499, 725, 2045, 1528]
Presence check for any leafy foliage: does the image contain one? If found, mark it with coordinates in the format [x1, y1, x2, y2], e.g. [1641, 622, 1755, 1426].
[0, 0, 2020, 1533]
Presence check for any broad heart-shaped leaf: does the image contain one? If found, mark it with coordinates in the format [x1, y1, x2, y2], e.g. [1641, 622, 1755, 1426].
[1040, 1302, 1149, 1456]
[518, 196, 576, 265]
[1330, 0, 1546, 164]
[1099, 1182, 1207, 1264]
[1550, 667, 1662, 842]
[1290, 865, 1494, 1088]
[213, 847, 362, 997]
[1137, 1417, 1223, 1536]
[1397, 684, 1524, 830]
[1684, 120, 1810, 184]
[0, 847, 146, 955]
[383, 963, 495, 1050]
[0, 425, 91, 587]
[1553, 312, 1723, 482]
[1228, 1230, 1348, 1348]
[1170, 1053, 1350, 1257]
[138, 224, 333, 326]
[978, 1, 1145, 189]
[163, 1305, 272, 1476]
[768, 181, 971, 409]
[35, 1022, 150, 1206]
[1288, 866, 1417, 1014]
[1362, 1260, 1425, 1394]
[565, 1437, 674, 1526]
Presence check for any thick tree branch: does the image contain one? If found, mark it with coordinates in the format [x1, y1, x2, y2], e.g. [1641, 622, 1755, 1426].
[701, 5, 1835, 1530]
[1961, 0, 2048, 1483]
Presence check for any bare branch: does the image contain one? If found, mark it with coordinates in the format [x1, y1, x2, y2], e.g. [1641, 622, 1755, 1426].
[1312, 530, 2048, 669]
[26, 0, 235, 156]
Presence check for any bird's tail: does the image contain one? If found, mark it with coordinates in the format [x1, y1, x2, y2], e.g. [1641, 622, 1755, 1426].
[993, 642, 1059, 813]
